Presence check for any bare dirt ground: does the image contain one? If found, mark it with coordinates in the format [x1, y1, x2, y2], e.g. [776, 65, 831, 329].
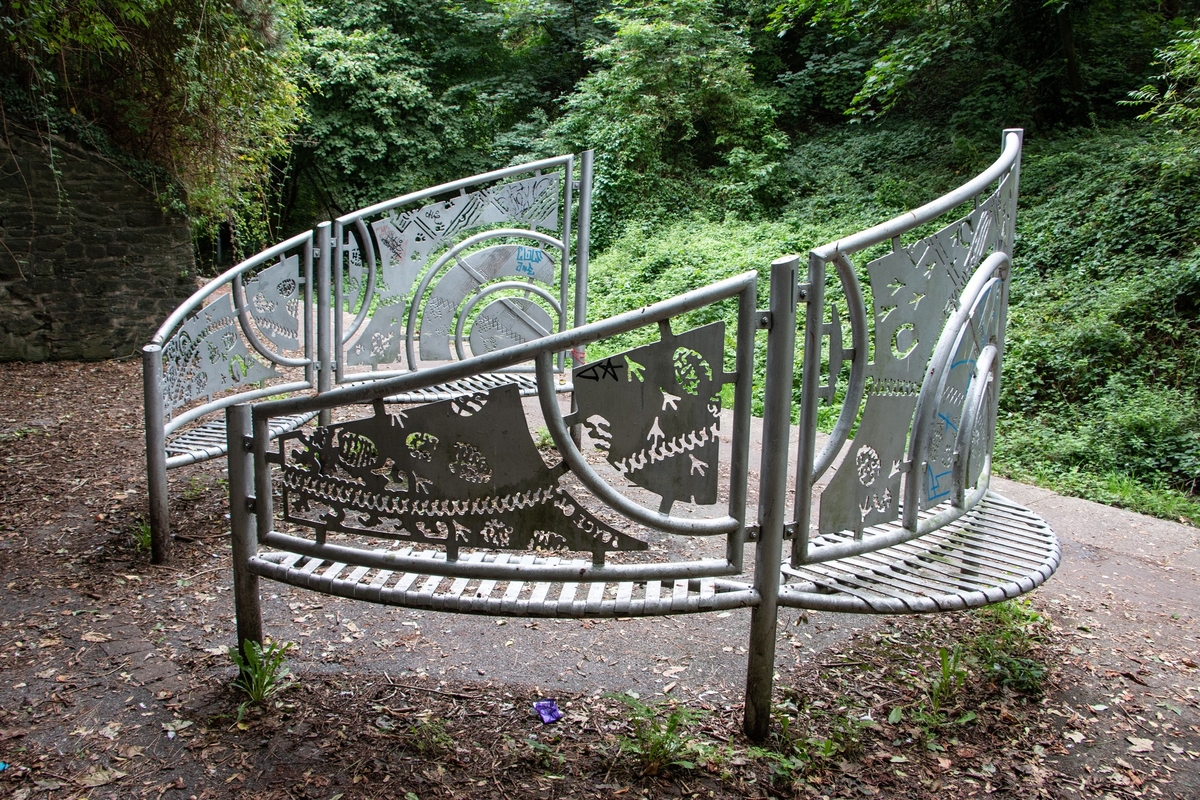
[0, 358, 1197, 799]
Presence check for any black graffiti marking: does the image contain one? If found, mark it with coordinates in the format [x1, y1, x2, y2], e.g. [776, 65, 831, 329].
[576, 358, 622, 382]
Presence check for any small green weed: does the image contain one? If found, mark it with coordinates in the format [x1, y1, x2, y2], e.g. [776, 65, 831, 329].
[610, 693, 708, 777]
[533, 426, 555, 450]
[757, 694, 870, 786]
[131, 519, 152, 552]
[527, 736, 566, 771]
[0, 426, 41, 442]
[229, 639, 293, 707]
[409, 718, 454, 755]
[182, 475, 207, 501]
[928, 644, 967, 714]
[970, 599, 1049, 694]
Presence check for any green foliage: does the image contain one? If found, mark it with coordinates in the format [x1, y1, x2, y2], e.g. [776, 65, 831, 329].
[998, 126, 1200, 502]
[1129, 22, 1200, 130]
[1, 0, 305, 245]
[408, 718, 454, 755]
[971, 599, 1048, 694]
[546, 0, 787, 238]
[229, 639, 293, 705]
[289, 0, 605, 221]
[752, 692, 869, 786]
[131, 519, 152, 552]
[927, 645, 966, 714]
[768, 0, 1186, 131]
[610, 693, 708, 776]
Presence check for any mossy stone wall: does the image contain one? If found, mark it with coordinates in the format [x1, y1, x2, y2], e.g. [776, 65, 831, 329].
[0, 125, 195, 361]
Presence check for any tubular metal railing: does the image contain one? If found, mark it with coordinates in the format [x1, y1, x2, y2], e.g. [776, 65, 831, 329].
[144, 154, 593, 560]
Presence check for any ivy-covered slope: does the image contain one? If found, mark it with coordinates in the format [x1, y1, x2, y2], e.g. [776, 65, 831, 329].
[585, 123, 1200, 522]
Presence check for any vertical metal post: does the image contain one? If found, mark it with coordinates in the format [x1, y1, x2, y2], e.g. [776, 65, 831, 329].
[791, 252, 828, 566]
[316, 221, 332, 426]
[143, 344, 171, 564]
[726, 276, 758, 572]
[569, 151, 594, 448]
[227, 403, 263, 654]
[744, 255, 799, 742]
[574, 150, 594, 332]
[997, 129, 1024, 366]
[302, 231, 315, 387]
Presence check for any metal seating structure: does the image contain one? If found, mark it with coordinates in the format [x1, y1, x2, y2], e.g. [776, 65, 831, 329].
[144, 153, 594, 562]
[152, 129, 1059, 740]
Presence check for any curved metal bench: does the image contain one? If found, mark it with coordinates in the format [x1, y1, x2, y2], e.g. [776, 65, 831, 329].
[216, 129, 1057, 742]
[144, 153, 594, 561]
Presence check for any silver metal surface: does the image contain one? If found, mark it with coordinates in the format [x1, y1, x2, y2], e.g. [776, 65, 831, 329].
[277, 385, 646, 559]
[338, 169, 567, 372]
[570, 322, 726, 512]
[779, 492, 1059, 614]
[744, 256, 799, 741]
[795, 129, 1024, 564]
[146, 131, 1062, 747]
[227, 404, 263, 650]
[415, 234, 562, 362]
[243, 273, 758, 589]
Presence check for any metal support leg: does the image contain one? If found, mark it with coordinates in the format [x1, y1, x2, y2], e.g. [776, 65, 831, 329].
[227, 404, 263, 654]
[316, 221, 333, 427]
[142, 344, 171, 564]
[744, 256, 799, 742]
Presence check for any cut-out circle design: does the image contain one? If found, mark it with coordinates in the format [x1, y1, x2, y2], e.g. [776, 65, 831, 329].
[672, 348, 712, 395]
[856, 446, 881, 487]
[892, 323, 918, 359]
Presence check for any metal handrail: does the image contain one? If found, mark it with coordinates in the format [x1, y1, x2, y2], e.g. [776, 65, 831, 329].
[150, 230, 314, 346]
[334, 154, 575, 227]
[812, 130, 1021, 261]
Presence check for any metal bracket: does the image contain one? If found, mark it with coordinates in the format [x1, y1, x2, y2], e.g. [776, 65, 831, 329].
[245, 497, 257, 514]
[796, 283, 811, 301]
[756, 311, 773, 330]
[242, 436, 254, 452]
[745, 523, 797, 543]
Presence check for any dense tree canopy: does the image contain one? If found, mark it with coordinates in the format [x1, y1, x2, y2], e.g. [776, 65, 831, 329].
[1, 0, 304, 243]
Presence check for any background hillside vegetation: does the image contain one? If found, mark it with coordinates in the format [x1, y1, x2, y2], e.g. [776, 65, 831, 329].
[2, 0, 1198, 521]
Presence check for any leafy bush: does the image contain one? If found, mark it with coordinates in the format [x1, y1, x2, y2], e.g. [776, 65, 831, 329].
[546, 0, 788, 240]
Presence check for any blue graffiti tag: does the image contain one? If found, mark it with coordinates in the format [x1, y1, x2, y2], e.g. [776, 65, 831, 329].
[515, 245, 544, 277]
[926, 462, 952, 502]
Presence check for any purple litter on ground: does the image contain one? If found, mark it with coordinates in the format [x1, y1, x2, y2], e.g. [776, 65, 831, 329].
[533, 698, 563, 724]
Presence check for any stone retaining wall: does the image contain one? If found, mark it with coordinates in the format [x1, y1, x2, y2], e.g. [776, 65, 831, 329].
[0, 124, 196, 361]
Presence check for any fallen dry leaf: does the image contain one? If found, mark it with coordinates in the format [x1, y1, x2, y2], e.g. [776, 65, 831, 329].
[74, 765, 126, 787]
[1126, 736, 1154, 753]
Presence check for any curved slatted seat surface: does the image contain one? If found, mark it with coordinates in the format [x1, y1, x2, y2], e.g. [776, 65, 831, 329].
[778, 492, 1059, 614]
[247, 549, 757, 618]
[164, 412, 317, 468]
[382, 372, 563, 404]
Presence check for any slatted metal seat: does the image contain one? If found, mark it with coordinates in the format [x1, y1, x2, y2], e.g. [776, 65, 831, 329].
[778, 492, 1058, 614]
[249, 549, 756, 618]
[382, 371, 550, 404]
[164, 412, 317, 468]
